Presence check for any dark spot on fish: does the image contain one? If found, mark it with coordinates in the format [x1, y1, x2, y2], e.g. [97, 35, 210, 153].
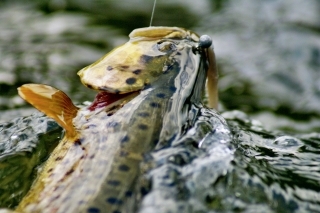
[191, 141, 198, 148]
[49, 172, 55, 178]
[176, 52, 181, 55]
[140, 54, 153, 63]
[121, 65, 129, 69]
[106, 197, 123, 205]
[125, 191, 133, 197]
[133, 69, 141, 75]
[66, 169, 74, 176]
[74, 138, 82, 146]
[169, 86, 176, 92]
[150, 102, 161, 108]
[50, 195, 60, 202]
[55, 156, 62, 161]
[100, 145, 107, 151]
[126, 77, 136, 85]
[138, 124, 148, 130]
[107, 180, 121, 186]
[120, 135, 130, 143]
[87, 84, 93, 89]
[48, 168, 53, 173]
[153, 139, 159, 146]
[101, 114, 108, 119]
[102, 135, 108, 142]
[89, 154, 95, 159]
[107, 121, 119, 128]
[138, 112, 150, 117]
[118, 164, 130, 172]
[168, 154, 187, 166]
[98, 86, 121, 94]
[61, 194, 71, 202]
[156, 93, 166, 98]
[63, 159, 70, 165]
[143, 153, 153, 161]
[94, 173, 103, 179]
[87, 207, 101, 213]
[53, 185, 63, 192]
[119, 150, 128, 157]
[109, 105, 118, 112]
[141, 186, 150, 196]
[143, 84, 152, 90]
[80, 155, 86, 159]
[88, 124, 97, 128]
[180, 71, 189, 84]
[98, 160, 108, 166]
[107, 66, 113, 71]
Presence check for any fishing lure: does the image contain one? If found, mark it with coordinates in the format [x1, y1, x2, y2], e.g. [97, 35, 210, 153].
[3, 26, 217, 213]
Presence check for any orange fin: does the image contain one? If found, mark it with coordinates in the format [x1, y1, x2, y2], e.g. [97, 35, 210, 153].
[18, 84, 79, 138]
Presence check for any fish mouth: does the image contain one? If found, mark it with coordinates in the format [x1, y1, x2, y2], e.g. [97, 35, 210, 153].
[88, 91, 139, 111]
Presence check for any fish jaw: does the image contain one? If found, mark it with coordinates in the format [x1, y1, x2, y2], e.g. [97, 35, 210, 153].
[87, 90, 139, 111]
[77, 41, 167, 93]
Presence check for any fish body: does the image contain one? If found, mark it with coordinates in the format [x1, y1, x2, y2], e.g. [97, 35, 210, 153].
[12, 27, 217, 213]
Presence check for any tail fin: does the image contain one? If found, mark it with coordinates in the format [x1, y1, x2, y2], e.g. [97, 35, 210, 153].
[18, 84, 79, 138]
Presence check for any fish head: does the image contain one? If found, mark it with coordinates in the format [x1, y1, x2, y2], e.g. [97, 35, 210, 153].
[77, 27, 200, 94]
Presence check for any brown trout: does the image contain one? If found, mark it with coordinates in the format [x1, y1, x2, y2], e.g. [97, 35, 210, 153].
[4, 27, 217, 213]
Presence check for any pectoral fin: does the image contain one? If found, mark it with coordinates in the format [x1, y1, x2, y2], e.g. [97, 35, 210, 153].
[18, 84, 78, 138]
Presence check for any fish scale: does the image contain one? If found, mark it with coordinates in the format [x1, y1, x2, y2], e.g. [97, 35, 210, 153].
[5, 27, 217, 213]
[17, 50, 184, 213]
[83, 71, 180, 213]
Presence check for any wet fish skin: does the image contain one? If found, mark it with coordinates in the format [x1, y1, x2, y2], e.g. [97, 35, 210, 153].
[9, 27, 217, 213]
[77, 27, 202, 94]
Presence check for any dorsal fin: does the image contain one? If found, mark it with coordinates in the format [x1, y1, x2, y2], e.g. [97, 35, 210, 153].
[18, 84, 79, 138]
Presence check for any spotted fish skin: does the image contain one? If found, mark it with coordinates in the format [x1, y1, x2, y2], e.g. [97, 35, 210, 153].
[13, 27, 216, 213]
[78, 27, 201, 94]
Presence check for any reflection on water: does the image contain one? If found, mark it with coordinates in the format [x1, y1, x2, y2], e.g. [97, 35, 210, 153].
[138, 109, 320, 213]
[0, 113, 61, 208]
[224, 110, 320, 213]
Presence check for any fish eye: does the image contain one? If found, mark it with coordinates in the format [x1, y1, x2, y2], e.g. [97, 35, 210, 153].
[157, 41, 176, 52]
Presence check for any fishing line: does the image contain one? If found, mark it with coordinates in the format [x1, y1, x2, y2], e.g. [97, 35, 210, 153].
[150, 0, 157, 26]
